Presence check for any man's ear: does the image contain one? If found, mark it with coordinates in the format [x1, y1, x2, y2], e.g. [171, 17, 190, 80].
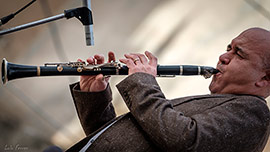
[255, 70, 270, 87]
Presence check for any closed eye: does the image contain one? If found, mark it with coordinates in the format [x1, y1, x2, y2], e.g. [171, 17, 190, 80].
[226, 44, 245, 59]
[235, 47, 244, 59]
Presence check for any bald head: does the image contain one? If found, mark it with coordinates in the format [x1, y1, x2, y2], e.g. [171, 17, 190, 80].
[239, 27, 270, 69]
[241, 27, 270, 37]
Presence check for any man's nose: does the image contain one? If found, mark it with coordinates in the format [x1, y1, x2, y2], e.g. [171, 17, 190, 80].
[219, 52, 231, 65]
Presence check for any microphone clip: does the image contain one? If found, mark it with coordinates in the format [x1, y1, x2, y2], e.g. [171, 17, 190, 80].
[64, 7, 93, 26]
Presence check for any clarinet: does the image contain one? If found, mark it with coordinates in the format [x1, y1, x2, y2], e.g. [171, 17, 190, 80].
[1, 58, 219, 84]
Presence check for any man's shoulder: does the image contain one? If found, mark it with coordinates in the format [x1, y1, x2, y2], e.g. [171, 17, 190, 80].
[171, 94, 267, 108]
[171, 94, 236, 103]
[180, 94, 265, 101]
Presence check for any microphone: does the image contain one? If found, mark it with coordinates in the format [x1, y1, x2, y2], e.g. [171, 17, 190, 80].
[82, 0, 94, 46]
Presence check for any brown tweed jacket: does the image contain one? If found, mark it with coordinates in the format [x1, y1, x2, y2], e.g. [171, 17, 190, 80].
[67, 73, 270, 152]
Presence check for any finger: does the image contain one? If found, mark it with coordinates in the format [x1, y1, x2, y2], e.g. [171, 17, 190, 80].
[119, 58, 135, 67]
[95, 74, 111, 84]
[124, 53, 135, 60]
[95, 74, 104, 81]
[145, 51, 157, 66]
[86, 56, 95, 64]
[129, 53, 147, 64]
[94, 54, 105, 64]
[129, 53, 148, 65]
[103, 75, 111, 82]
[124, 54, 142, 65]
[108, 51, 116, 62]
[137, 53, 148, 64]
[77, 59, 83, 62]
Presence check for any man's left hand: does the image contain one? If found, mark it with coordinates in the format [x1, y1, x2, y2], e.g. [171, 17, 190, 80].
[119, 51, 157, 77]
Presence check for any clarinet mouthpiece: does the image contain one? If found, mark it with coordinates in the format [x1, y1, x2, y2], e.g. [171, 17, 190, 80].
[201, 66, 219, 79]
[212, 69, 220, 74]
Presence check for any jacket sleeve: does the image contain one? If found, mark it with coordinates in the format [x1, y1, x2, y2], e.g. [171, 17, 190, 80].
[116, 73, 270, 152]
[70, 82, 116, 136]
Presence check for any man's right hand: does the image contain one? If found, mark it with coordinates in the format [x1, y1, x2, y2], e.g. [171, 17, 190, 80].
[78, 52, 116, 92]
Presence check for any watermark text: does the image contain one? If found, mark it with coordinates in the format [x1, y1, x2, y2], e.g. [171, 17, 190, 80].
[4, 144, 29, 151]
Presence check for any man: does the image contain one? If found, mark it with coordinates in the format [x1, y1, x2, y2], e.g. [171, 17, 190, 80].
[67, 27, 270, 152]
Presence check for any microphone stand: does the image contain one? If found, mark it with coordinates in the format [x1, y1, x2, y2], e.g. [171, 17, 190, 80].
[0, 7, 93, 45]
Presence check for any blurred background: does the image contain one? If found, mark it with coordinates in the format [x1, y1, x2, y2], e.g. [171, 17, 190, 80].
[0, 0, 269, 151]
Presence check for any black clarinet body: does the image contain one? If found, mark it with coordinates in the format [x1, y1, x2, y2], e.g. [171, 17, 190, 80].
[2, 58, 219, 84]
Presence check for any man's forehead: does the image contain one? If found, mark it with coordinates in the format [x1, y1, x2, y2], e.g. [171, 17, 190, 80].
[231, 29, 270, 50]
[230, 36, 250, 51]
[238, 28, 270, 42]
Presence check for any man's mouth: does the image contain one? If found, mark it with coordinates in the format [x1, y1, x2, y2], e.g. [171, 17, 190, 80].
[214, 67, 223, 76]
[213, 69, 220, 74]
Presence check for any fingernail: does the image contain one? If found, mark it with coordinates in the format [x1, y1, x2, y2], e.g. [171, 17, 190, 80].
[102, 75, 111, 81]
